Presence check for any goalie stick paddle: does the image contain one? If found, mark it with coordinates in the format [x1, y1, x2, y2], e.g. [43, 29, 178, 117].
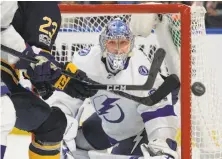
[1, 44, 165, 91]
[1, 44, 179, 106]
[112, 74, 180, 106]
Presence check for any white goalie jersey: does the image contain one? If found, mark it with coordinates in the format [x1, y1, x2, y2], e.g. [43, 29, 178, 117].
[48, 42, 178, 144]
[46, 4, 222, 159]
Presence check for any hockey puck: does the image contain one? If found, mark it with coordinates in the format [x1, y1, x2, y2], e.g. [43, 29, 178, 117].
[191, 82, 206, 96]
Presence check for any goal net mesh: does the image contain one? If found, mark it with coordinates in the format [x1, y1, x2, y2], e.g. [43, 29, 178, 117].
[49, 4, 222, 159]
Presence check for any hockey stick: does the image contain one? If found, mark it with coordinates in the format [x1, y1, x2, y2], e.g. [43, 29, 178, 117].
[1, 44, 165, 91]
[1, 44, 180, 106]
[112, 74, 179, 106]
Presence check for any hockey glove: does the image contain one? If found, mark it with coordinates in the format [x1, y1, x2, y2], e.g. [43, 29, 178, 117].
[27, 51, 61, 82]
[32, 81, 55, 100]
[53, 62, 98, 100]
[16, 46, 61, 82]
[140, 138, 179, 159]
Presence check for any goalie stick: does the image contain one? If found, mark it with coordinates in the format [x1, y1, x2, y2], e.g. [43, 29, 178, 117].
[1, 44, 180, 106]
[112, 74, 179, 106]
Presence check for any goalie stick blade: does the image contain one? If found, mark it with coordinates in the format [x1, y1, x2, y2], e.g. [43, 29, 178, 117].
[110, 74, 180, 106]
[144, 74, 180, 106]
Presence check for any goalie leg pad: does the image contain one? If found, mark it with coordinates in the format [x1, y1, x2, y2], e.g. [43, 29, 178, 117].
[81, 113, 111, 150]
[10, 85, 51, 131]
[111, 129, 148, 156]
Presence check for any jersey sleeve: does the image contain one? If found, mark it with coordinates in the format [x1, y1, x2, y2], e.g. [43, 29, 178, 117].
[137, 73, 178, 141]
[11, 1, 61, 52]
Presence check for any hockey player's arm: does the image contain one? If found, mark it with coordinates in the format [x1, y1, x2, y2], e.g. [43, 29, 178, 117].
[12, 1, 61, 53]
[129, 2, 162, 38]
[0, 1, 37, 87]
[137, 74, 179, 158]
[11, 1, 61, 74]
[8, 2, 62, 98]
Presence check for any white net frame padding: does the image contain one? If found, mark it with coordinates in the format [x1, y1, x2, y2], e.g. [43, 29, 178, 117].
[50, 4, 222, 159]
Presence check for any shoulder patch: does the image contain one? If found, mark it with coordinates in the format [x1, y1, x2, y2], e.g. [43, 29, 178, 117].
[138, 65, 149, 76]
[78, 48, 90, 56]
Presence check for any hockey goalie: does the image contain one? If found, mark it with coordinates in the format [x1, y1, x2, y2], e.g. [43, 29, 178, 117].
[45, 17, 180, 159]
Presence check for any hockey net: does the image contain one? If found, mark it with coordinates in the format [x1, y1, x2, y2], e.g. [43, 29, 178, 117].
[50, 4, 222, 159]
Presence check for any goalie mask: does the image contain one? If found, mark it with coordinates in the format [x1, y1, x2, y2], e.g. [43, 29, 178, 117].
[99, 18, 134, 74]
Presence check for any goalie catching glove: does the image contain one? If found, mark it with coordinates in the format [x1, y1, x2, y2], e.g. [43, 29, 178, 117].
[141, 138, 179, 159]
[53, 62, 98, 100]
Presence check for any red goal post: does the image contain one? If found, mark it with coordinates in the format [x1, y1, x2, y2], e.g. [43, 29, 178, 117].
[59, 3, 191, 158]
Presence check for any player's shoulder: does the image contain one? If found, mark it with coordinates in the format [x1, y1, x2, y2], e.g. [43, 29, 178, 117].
[72, 45, 102, 72]
[123, 48, 151, 87]
[73, 45, 101, 61]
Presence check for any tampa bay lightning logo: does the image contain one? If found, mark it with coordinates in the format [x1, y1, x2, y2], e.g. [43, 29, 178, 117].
[138, 65, 149, 76]
[93, 95, 125, 123]
[78, 48, 90, 56]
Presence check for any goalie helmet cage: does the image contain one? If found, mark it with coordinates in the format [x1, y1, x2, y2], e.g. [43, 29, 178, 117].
[52, 4, 222, 159]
